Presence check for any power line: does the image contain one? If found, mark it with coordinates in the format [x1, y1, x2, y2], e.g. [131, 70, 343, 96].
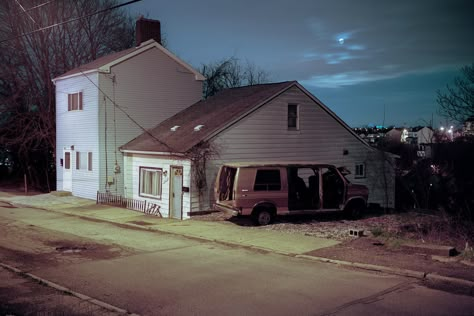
[23, 0, 55, 12]
[14, 0, 37, 24]
[76, 68, 176, 154]
[0, 0, 143, 44]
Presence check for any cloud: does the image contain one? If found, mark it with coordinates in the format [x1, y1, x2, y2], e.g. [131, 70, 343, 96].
[301, 70, 399, 88]
[278, 0, 474, 87]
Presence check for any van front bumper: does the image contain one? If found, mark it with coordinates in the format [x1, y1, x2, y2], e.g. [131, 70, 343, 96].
[214, 203, 241, 216]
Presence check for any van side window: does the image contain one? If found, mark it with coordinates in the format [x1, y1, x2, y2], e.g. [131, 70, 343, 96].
[254, 169, 281, 191]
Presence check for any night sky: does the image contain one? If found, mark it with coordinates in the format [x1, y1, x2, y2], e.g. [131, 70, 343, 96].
[127, 0, 474, 128]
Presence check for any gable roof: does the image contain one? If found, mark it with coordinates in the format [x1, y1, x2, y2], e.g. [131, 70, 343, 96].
[52, 39, 205, 82]
[121, 81, 372, 154]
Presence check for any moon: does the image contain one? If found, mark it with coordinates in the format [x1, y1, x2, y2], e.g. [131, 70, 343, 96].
[338, 38, 345, 45]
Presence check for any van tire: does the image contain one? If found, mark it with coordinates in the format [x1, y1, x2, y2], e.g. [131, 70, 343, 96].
[345, 202, 365, 219]
[252, 208, 273, 226]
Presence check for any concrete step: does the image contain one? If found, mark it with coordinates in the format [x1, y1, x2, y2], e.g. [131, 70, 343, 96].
[402, 243, 457, 257]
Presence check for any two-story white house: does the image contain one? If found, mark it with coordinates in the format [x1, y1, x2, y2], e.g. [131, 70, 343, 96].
[406, 126, 435, 145]
[53, 18, 205, 199]
[121, 81, 396, 219]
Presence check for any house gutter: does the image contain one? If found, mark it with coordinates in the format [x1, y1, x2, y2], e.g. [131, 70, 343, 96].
[120, 149, 186, 157]
[51, 69, 98, 83]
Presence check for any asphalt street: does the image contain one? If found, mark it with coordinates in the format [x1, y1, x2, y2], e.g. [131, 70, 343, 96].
[1, 205, 473, 315]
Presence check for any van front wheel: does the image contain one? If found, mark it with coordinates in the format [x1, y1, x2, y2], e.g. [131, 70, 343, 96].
[252, 209, 273, 226]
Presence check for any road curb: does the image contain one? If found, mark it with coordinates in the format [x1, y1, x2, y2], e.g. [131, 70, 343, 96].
[424, 273, 474, 296]
[296, 255, 474, 296]
[0, 262, 139, 315]
[296, 255, 426, 279]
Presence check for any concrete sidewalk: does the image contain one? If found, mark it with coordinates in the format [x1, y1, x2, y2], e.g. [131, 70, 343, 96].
[0, 192, 339, 255]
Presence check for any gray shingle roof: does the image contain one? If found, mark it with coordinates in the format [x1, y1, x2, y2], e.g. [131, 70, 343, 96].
[54, 46, 139, 80]
[121, 81, 297, 153]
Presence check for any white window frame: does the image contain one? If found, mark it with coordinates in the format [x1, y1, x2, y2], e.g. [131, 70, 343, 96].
[288, 104, 299, 130]
[355, 163, 366, 179]
[139, 167, 163, 199]
[68, 92, 83, 111]
[75, 151, 92, 171]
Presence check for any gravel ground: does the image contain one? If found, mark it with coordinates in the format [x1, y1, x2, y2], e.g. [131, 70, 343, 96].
[191, 210, 472, 247]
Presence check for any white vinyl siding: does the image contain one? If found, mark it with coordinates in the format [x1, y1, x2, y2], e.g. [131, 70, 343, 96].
[98, 47, 202, 196]
[56, 44, 202, 200]
[124, 154, 192, 219]
[206, 86, 394, 209]
[55, 73, 99, 199]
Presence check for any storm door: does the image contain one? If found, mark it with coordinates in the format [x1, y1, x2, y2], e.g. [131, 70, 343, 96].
[170, 166, 183, 219]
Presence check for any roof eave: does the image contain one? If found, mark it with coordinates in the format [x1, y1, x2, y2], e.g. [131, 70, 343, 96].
[52, 39, 205, 83]
[120, 149, 186, 156]
[52, 69, 98, 83]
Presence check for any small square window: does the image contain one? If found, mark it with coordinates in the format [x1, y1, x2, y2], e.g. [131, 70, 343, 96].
[288, 104, 299, 130]
[68, 92, 83, 111]
[355, 163, 366, 178]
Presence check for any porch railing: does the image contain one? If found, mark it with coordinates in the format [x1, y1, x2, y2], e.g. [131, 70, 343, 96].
[96, 191, 162, 217]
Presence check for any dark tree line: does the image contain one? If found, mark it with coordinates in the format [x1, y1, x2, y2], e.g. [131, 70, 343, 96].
[0, 0, 270, 191]
[0, 0, 135, 190]
[200, 57, 269, 98]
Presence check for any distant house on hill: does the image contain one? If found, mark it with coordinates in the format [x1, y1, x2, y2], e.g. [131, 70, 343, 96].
[385, 126, 434, 145]
[385, 128, 403, 143]
[463, 116, 474, 136]
[406, 126, 435, 145]
[121, 81, 396, 219]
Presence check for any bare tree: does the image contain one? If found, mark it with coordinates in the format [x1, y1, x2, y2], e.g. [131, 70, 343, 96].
[0, 0, 135, 190]
[200, 57, 269, 98]
[437, 63, 474, 123]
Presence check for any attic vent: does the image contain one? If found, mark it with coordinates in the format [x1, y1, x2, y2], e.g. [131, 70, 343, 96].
[170, 125, 180, 131]
[194, 125, 205, 131]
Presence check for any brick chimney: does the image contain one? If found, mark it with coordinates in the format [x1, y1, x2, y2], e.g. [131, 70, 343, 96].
[136, 17, 161, 46]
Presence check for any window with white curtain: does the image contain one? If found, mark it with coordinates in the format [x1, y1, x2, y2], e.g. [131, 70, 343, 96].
[139, 167, 162, 199]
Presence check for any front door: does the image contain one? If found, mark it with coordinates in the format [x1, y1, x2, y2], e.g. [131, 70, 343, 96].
[63, 149, 72, 192]
[170, 166, 183, 219]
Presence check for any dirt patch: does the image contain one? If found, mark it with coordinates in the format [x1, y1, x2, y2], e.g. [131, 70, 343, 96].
[45, 240, 132, 260]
